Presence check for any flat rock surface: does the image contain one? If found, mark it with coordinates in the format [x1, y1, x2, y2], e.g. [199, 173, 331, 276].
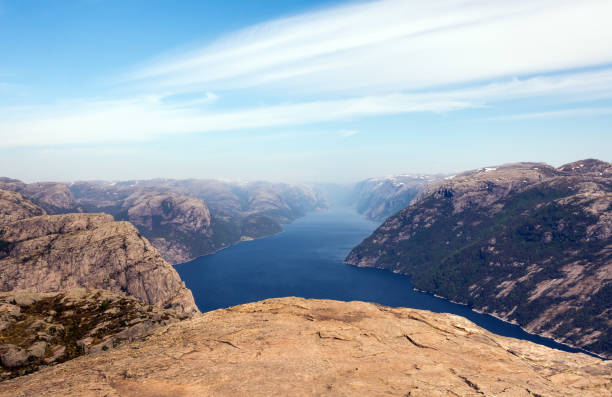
[2, 298, 610, 396]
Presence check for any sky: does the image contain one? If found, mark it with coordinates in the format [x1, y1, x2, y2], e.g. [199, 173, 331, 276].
[1, 0, 611, 183]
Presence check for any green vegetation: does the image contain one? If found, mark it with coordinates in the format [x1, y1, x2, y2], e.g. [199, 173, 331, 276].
[354, 181, 610, 354]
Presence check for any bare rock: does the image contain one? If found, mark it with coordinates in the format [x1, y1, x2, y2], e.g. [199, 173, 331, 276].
[0, 190, 45, 225]
[0, 298, 610, 396]
[0, 346, 27, 369]
[0, 189, 197, 314]
[0, 179, 80, 214]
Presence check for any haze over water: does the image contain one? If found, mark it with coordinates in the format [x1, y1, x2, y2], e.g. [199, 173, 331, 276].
[176, 207, 591, 356]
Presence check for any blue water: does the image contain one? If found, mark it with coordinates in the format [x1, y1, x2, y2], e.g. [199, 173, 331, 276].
[176, 207, 593, 356]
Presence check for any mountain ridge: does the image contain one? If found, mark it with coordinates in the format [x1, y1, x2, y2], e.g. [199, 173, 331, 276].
[346, 159, 612, 358]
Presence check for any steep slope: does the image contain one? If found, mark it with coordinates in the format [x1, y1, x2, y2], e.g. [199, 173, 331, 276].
[70, 179, 326, 263]
[0, 190, 198, 314]
[353, 175, 442, 221]
[1, 298, 610, 396]
[346, 160, 612, 357]
[0, 289, 187, 380]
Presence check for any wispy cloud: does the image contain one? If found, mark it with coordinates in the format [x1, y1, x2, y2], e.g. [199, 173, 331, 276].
[126, 0, 612, 95]
[1, 0, 612, 148]
[484, 106, 612, 121]
[339, 129, 359, 137]
[2, 69, 612, 148]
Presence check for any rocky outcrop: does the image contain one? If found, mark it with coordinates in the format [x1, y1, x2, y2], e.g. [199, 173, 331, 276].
[353, 175, 442, 221]
[0, 289, 188, 381]
[1, 298, 610, 396]
[70, 179, 326, 263]
[346, 159, 612, 357]
[0, 190, 45, 225]
[0, 178, 80, 214]
[0, 190, 198, 314]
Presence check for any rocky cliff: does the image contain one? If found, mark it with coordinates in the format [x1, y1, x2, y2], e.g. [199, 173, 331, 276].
[70, 179, 326, 263]
[1, 298, 609, 396]
[0, 178, 80, 214]
[346, 159, 612, 357]
[353, 175, 442, 221]
[0, 190, 198, 314]
[0, 289, 188, 381]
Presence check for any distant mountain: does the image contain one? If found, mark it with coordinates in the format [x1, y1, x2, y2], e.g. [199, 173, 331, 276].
[71, 179, 326, 263]
[0, 178, 326, 264]
[347, 159, 612, 358]
[352, 174, 443, 221]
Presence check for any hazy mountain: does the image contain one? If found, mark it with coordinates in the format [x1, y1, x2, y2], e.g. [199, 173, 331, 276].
[69, 179, 326, 264]
[0, 178, 326, 264]
[352, 174, 444, 221]
[347, 159, 612, 357]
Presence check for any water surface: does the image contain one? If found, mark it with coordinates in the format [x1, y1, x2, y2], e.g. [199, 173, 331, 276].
[176, 207, 592, 356]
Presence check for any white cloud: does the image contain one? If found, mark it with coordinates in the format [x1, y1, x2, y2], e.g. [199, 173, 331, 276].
[2, 68, 612, 148]
[339, 129, 359, 137]
[127, 0, 612, 95]
[484, 106, 612, 121]
[1, 0, 612, 148]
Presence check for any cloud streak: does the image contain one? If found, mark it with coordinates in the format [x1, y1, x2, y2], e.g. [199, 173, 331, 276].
[1, 0, 612, 148]
[3, 68, 612, 147]
[127, 0, 612, 95]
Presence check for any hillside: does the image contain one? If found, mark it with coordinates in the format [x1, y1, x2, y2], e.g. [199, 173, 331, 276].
[0, 178, 326, 264]
[1, 298, 609, 396]
[346, 159, 612, 357]
[0, 289, 187, 380]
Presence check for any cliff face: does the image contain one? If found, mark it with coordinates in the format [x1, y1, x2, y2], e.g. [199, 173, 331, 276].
[0, 190, 198, 314]
[346, 159, 612, 357]
[1, 298, 610, 396]
[0, 289, 187, 381]
[352, 175, 442, 221]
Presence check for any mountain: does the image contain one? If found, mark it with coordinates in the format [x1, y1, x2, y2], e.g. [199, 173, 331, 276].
[70, 179, 326, 263]
[346, 159, 612, 358]
[0, 189, 198, 314]
[0, 178, 80, 214]
[0, 178, 326, 264]
[1, 298, 609, 396]
[352, 174, 443, 221]
[0, 289, 188, 381]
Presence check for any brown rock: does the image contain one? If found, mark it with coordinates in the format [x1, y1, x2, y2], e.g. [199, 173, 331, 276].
[0, 190, 45, 225]
[0, 212, 198, 314]
[0, 179, 80, 214]
[0, 298, 610, 396]
[0, 189, 197, 314]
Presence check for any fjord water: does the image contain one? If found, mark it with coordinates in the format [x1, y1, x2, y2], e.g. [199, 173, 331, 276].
[176, 207, 587, 355]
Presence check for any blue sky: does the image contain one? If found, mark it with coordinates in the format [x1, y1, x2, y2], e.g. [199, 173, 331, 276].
[1, 0, 611, 183]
